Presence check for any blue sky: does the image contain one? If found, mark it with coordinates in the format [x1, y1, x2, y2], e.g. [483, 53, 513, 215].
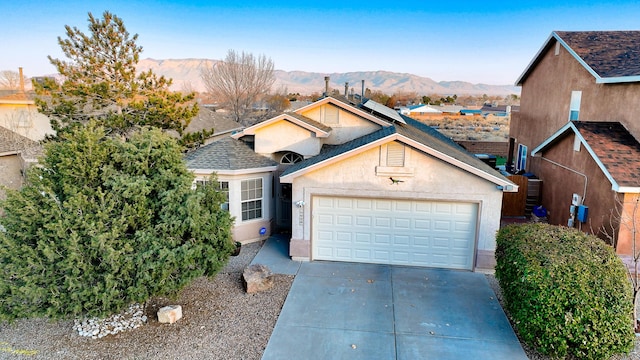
[2, 1, 640, 85]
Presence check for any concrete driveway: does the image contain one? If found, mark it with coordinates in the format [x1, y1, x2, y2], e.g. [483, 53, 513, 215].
[254, 237, 527, 360]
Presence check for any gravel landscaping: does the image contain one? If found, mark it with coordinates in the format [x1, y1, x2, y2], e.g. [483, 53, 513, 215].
[2, 239, 640, 359]
[0, 241, 293, 360]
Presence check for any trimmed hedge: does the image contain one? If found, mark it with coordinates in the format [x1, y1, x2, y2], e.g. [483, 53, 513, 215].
[495, 223, 634, 359]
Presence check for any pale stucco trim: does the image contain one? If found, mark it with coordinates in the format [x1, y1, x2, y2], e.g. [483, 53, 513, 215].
[294, 97, 392, 128]
[234, 113, 330, 139]
[281, 133, 517, 191]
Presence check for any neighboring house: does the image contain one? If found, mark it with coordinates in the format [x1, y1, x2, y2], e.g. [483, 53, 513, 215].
[406, 104, 442, 116]
[0, 126, 41, 202]
[481, 104, 516, 118]
[0, 70, 55, 142]
[182, 106, 243, 144]
[0, 69, 52, 198]
[189, 91, 517, 271]
[510, 30, 640, 257]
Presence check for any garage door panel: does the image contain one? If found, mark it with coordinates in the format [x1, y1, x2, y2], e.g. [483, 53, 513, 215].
[313, 196, 477, 270]
[395, 201, 412, 212]
[373, 250, 391, 261]
[339, 198, 356, 208]
[414, 219, 431, 230]
[375, 200, 392, 211]
[355, 216, 372, 226]
[394, 218, 411, 229]
[374, 234, 391, 245]
[393, 235, 410, 245]
[355, 233, 373, 244]
[336, 232, 352, 242]
[375, 217, 392, 229]
[414, 236, 430, 246]
[317, 214, 334, 225]
[354, 249, 372, 261]
[434, 220, 452, 231]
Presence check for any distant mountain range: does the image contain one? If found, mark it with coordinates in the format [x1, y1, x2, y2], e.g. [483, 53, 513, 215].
[136, 58, 521, 96]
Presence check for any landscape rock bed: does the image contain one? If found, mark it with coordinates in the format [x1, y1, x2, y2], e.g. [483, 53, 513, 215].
[0, 240, 293, 360]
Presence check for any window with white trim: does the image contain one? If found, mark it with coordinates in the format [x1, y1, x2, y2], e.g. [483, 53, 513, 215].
[241, 178, 263, 221]
[218, 181, 229, 211]
[516, 144, 527, 172]
[194, 179, 229, 211]
[281, 152, 304, 164]
[569, 91, 581, 121]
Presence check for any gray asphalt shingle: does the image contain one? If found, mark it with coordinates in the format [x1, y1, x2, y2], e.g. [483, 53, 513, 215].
[185, 136, 277, 170]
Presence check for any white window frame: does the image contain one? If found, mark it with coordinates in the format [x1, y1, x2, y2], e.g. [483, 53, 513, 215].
[218, 181, 229, 211]
[516, 144, 527, 172]
[281, 152, 304, 164]
[241, 178, 263, 221]
[569, 91, 581, 121]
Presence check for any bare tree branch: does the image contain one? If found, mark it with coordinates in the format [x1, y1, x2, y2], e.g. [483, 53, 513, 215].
[0, 70, 22, 90]
[201, 50, 274, 125]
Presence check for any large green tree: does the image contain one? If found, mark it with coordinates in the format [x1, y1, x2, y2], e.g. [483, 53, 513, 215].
[0, 123, 235, 320]
[34, 11, 197, 135]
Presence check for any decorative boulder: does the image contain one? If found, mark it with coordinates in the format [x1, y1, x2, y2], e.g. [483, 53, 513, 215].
[157, 305, 182, 324]
[243, 264, 274, 294]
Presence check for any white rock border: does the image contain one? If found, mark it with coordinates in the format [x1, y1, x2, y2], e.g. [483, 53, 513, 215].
[73, 303, 147, 339]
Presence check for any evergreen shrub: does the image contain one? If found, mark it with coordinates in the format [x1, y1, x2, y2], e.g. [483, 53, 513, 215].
[0, 124, 234, 320]
[495, 223, 634, 359]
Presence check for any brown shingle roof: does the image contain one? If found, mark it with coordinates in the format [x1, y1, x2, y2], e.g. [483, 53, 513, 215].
[517, 31, 640, 85]
[574, 121, 640, 188]
[556, 31, 640, 78]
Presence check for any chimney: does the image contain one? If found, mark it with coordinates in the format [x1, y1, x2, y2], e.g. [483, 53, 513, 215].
[344, 82, 348, 97]
[19, 67, 25, 93]
[324, 76, 330, 96]
[361, 80, 365, 104]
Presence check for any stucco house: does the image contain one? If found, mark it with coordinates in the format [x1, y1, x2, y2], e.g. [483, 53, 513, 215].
[509, 31, 640, 257]
[188, 91, 517, 271]
[0, 70, 54, 143]
[0, 69, 53, 196]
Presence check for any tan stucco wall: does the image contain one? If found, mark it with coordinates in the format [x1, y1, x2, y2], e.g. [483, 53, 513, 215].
[532, 134, 618, 244]
[511, 38, 640, 250]
[512, 38, 640, 176]
[253, 120, 321, 157]
[192, 171, 274, 243]
[0, 104, 54, 141]
[300, 104, 381, 145]
[287, 143, 504, 270]
[616, 193, 640, 256]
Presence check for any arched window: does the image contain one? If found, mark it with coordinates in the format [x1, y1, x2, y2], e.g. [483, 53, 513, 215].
[280, 152, 304, 164]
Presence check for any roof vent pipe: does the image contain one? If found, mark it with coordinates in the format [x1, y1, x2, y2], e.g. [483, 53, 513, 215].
[344, 82, 348, 97]
[19, 67, 25, 93]
[361, 80, 365, 104]
[324, 76, 330, 96]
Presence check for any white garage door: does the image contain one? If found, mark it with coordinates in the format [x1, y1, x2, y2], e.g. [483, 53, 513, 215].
[312, 196, 478, 270]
